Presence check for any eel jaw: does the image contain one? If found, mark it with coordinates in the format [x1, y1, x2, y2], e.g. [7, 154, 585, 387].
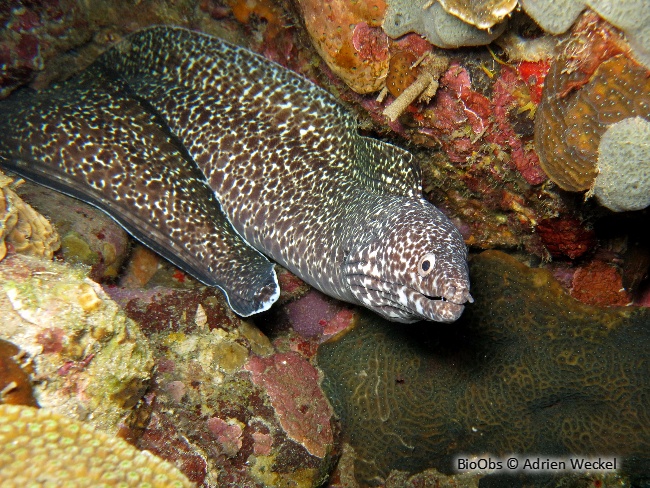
[344, 272, 472, 324]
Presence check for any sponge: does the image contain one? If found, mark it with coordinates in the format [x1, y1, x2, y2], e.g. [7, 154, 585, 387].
[592, 116, 650, 212]
[383, 0, 505, 47]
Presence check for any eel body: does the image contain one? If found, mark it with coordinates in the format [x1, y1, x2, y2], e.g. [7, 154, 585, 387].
[0, 26, 471, 323]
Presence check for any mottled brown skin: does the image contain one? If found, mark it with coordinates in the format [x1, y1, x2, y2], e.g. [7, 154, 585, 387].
[318, 251, 650, 485]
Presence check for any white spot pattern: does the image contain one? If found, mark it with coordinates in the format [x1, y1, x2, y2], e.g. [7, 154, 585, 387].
[0, 26, 471, 323]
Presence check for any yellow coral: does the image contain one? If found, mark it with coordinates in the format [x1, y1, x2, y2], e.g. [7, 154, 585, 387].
[0, 404, 192, 487]
[0, 171, 60, 261]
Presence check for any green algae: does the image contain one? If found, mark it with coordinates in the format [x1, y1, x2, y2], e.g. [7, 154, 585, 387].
[317, 250, 650, 485]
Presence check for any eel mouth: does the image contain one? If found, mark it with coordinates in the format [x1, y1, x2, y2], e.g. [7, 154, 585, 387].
[345, 273, 472, 324]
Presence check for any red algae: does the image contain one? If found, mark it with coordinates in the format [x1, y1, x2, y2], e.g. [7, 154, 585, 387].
[571, 260, 632, 307]
[536, 217, 596, 259]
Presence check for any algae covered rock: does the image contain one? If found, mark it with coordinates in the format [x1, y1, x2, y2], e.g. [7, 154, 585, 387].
[0, 403, 192, 487]
[0, 253, 153, 435]
[115, 283, 338, 487]
[318, 250, 650, 485]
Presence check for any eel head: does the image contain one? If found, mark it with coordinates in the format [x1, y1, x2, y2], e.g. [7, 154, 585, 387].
[343, 201, 472, 323]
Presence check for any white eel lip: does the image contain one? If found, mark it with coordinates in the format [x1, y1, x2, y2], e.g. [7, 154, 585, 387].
[345, 273, 472, 323]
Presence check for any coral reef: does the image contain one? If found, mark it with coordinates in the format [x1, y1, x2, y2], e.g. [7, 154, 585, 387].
[297, 0, 389, 94]
[0, 338, 37, 407]
[245, 351, 335, 458]
[438, 0, 517, 29]
[0, 170, 59, 261]
[0, 253, 153, 435]
[519, 0, 650, 69]
[570, 259, 632, 306]
[112, 282, 338, 487]
[535, 217, 596, 259]
[318, 250, 650, 485]
[0, 403, 192, 487]
[2, 2, 650, 487]
[534, 14, 650, 193]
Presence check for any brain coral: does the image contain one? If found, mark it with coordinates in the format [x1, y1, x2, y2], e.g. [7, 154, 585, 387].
[0, 404, 192, 487]
[535, 51, 650, 192]
[318, 251, 650, 485]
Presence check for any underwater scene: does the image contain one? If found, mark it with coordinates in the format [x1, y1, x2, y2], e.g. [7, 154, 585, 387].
[0, 0, 649, 487]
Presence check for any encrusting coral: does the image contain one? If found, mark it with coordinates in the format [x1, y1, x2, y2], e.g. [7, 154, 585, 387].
[438, 0, 518, 29]
[0, 170, 59, 262]
[534, 14, 650, 194]
[0, 403, 192, 487]
[318, 250, 650, 485]
[382, 0, 506, 48]
[520, 0, 650, 69]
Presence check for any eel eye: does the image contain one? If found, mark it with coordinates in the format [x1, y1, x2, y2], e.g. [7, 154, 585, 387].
[417, 253, 436, 277]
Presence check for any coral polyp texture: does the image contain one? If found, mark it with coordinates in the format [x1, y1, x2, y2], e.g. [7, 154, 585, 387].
[317, 251, 650, 485]
[0, 404, 192, 487]
[592, 116, 650, 212]
[534, 15, 650, 193]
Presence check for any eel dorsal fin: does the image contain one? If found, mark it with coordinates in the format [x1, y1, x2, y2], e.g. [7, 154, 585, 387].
[350, 136, 422, 198]
[0, 65, 278, 316]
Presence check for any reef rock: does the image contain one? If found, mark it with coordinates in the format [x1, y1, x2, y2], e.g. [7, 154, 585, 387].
[0, 253, 153, 435]
[16, 182, 130, 281]
[115, 283, 338, 487]
[317, 250, 650, 485]
[297, 0, 389, 94]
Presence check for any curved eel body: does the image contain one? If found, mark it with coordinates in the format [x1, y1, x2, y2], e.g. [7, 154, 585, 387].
[0, 26, 471, 323]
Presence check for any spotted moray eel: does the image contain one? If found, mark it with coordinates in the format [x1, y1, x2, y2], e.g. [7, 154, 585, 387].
[0, 26, 471, 323]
